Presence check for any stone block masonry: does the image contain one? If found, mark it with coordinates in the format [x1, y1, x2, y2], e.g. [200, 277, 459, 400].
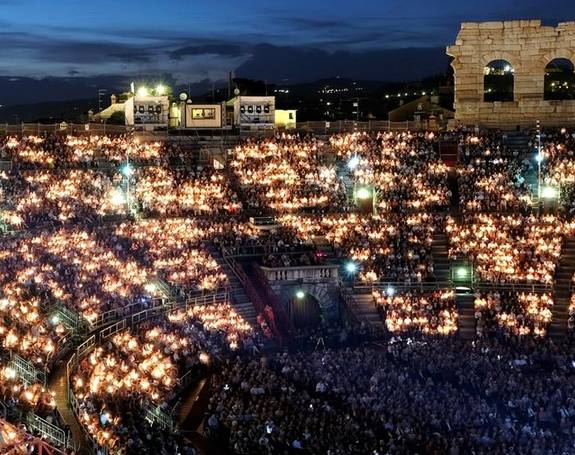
[447, 20, 575, 128]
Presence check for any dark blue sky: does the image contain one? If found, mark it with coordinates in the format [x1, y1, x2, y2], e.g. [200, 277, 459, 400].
[1, 0, 575, 85]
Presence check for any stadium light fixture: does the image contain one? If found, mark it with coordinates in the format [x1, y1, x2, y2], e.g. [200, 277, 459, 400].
[356, 187, 371, 200]
[456, 267, 468, 279]
[541, 186, 559, 199]
[137, 86, 149, 97]
[155, 84, 167, 96]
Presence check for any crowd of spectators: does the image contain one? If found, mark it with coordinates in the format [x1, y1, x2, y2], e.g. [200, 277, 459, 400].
[71, 300, 255, 454]
[372, 289, 458, 335]
[475, 292, 554, 337]
[208, 337, 575, 454]
[458, 157, 531, 212]
[330, 131, 450, 212]
[230, 134, 347, 213]
[280, 213, 439, 282]
[3, 129, 575, 454]
[446, 214, 570, 284]
[536, 128, 575, 215]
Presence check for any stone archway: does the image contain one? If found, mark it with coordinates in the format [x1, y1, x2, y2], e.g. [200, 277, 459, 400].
[483, 59, 515, 102]
[544, 58, 575, 100]
[272, 281, 340, 322]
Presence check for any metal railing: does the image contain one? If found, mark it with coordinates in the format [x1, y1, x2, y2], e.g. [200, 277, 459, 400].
[248, 216, 279, 228]
[88, 298, 165, 330]
[0, 119, 437, 138]
[353, 281, 454, 294]
[143, 403, 175, 431]
[297, 119, 437, 135]
[25, 413, 70, 450]
[7, 351, 46, 387]
[0, 418, 68, 455]
[473, 281, 553, 293]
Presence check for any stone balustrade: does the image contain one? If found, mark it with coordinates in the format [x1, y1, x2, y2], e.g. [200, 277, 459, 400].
[260, 264, 340, 282]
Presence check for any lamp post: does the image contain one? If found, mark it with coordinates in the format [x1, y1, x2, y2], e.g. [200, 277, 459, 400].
[121, 154, 134, 216]
[534, 120, 544, 213]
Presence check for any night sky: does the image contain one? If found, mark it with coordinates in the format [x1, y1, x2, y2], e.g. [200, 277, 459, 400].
[1, 0, 575, 103]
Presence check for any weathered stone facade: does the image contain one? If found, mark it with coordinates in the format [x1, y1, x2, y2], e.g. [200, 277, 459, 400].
[447, 20, 575, 127]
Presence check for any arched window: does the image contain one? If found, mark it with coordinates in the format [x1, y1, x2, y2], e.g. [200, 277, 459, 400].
[484, 60, 514, 102]
[544, 58, 575, 100]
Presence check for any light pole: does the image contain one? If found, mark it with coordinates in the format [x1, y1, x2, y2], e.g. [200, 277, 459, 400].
[536, 120, 542, 211]
[98, 89, 107, 112]
[121, 153, 134, 216]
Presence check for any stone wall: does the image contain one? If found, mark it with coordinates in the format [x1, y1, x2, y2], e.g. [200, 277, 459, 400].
[447, 20, 575, 128]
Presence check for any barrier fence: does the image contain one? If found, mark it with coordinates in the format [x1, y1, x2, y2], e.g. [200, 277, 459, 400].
[7, 351, 47, 387]
[353, 281, 454, 294]
[0, 119, 436, 138]
[352, 280, 553, 294]
[25, 412, 71, 450]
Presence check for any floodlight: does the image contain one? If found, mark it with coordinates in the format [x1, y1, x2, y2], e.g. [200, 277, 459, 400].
[137, 86, 149, 97]
[456, 267, 468, 279]
[347, 156, 360, 170]
[356, 187, 371, 200]
[541, 186, 559, 199]
[345, 262, 358, 274]
[295, 290, 305, 299]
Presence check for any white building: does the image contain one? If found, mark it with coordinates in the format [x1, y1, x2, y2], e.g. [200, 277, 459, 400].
[227, 95, 275, 130]
[124, 95, 170, 127]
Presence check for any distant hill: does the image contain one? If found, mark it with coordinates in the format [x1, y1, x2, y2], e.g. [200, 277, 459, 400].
[0, 98, 97, 123]
[236, 45, 450, 84]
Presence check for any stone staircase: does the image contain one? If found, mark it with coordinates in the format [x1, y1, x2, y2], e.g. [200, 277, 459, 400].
[177, 376, 211, 431]
[350, 293, 386, 333]
[47, 360, 86, 454]
[207, 245, 257, 326]
[503, 131, 531, 158]
[456, 293, 476, 339]
[549, 237, 575, 338]
[313, 236, 338, 262]
[431, 232, 450, 282]
[336, 160, 355, 203]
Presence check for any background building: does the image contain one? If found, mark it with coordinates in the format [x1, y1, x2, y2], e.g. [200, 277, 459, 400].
[275, 109, 297, 129]
[227, 95, 275, 130]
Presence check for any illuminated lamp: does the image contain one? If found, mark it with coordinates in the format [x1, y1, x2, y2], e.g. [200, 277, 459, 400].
[137, 86, 149, 97]
[345, 262, 358, 274]
[541, 186, 559, 199]
[356, 187, 371, 200]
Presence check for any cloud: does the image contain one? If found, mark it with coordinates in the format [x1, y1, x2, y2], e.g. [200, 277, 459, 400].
[169, 44, 245, 60]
